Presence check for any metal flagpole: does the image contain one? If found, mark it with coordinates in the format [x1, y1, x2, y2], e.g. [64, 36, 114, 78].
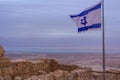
[102, 0, 106, 80]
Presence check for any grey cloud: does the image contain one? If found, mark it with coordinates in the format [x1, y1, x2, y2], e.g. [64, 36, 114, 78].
[0, 0, 120, 51]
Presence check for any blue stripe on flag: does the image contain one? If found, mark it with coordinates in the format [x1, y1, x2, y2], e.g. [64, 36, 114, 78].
[78, 23, 101, 32]
[70, 2, 101, 18]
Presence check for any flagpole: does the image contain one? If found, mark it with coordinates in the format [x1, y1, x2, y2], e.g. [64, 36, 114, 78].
[102, 0, 106, 80]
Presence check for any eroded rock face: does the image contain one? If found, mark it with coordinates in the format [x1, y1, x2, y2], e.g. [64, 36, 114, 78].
[0, 45, 5, 57]
[0, 58, 13, 77]
[23, 68, 92, 80]
[11, 59, 80, 78]
[0, 45, 13, 77]
[0, 58, 120, 80]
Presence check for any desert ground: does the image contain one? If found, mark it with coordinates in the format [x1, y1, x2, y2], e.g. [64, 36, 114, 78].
[6, 51, 120, 71]
[0, 50, 120, 80]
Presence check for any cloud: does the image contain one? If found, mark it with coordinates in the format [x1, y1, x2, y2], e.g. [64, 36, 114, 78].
[0, 0, 120, 51]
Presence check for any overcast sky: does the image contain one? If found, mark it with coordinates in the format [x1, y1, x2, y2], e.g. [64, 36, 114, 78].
[0, 0, 120, 52]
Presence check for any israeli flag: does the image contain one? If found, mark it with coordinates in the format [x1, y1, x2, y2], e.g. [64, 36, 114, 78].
[70, 2, 101, 32]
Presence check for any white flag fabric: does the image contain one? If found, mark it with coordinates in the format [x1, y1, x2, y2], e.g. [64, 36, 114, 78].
[70, 2, 101, 32]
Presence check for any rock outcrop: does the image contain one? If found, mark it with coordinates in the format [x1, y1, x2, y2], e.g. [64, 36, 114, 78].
[11, 58, 80, 78]
[27, 68, 92, 80]
[0, 45, 5, 57]
[0, 45, 13, 79]
[0, 58, 120, 80]
[0, 45, 120, 80]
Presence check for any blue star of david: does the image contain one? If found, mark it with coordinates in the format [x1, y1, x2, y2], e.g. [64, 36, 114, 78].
[81, 16, 87, 26]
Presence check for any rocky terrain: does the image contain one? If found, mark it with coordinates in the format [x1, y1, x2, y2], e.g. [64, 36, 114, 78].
[0, 45, 120, 80]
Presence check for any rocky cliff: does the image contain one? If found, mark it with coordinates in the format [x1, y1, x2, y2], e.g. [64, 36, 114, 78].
[0, 58, 92, 80]
[0, 58, 119, 80]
